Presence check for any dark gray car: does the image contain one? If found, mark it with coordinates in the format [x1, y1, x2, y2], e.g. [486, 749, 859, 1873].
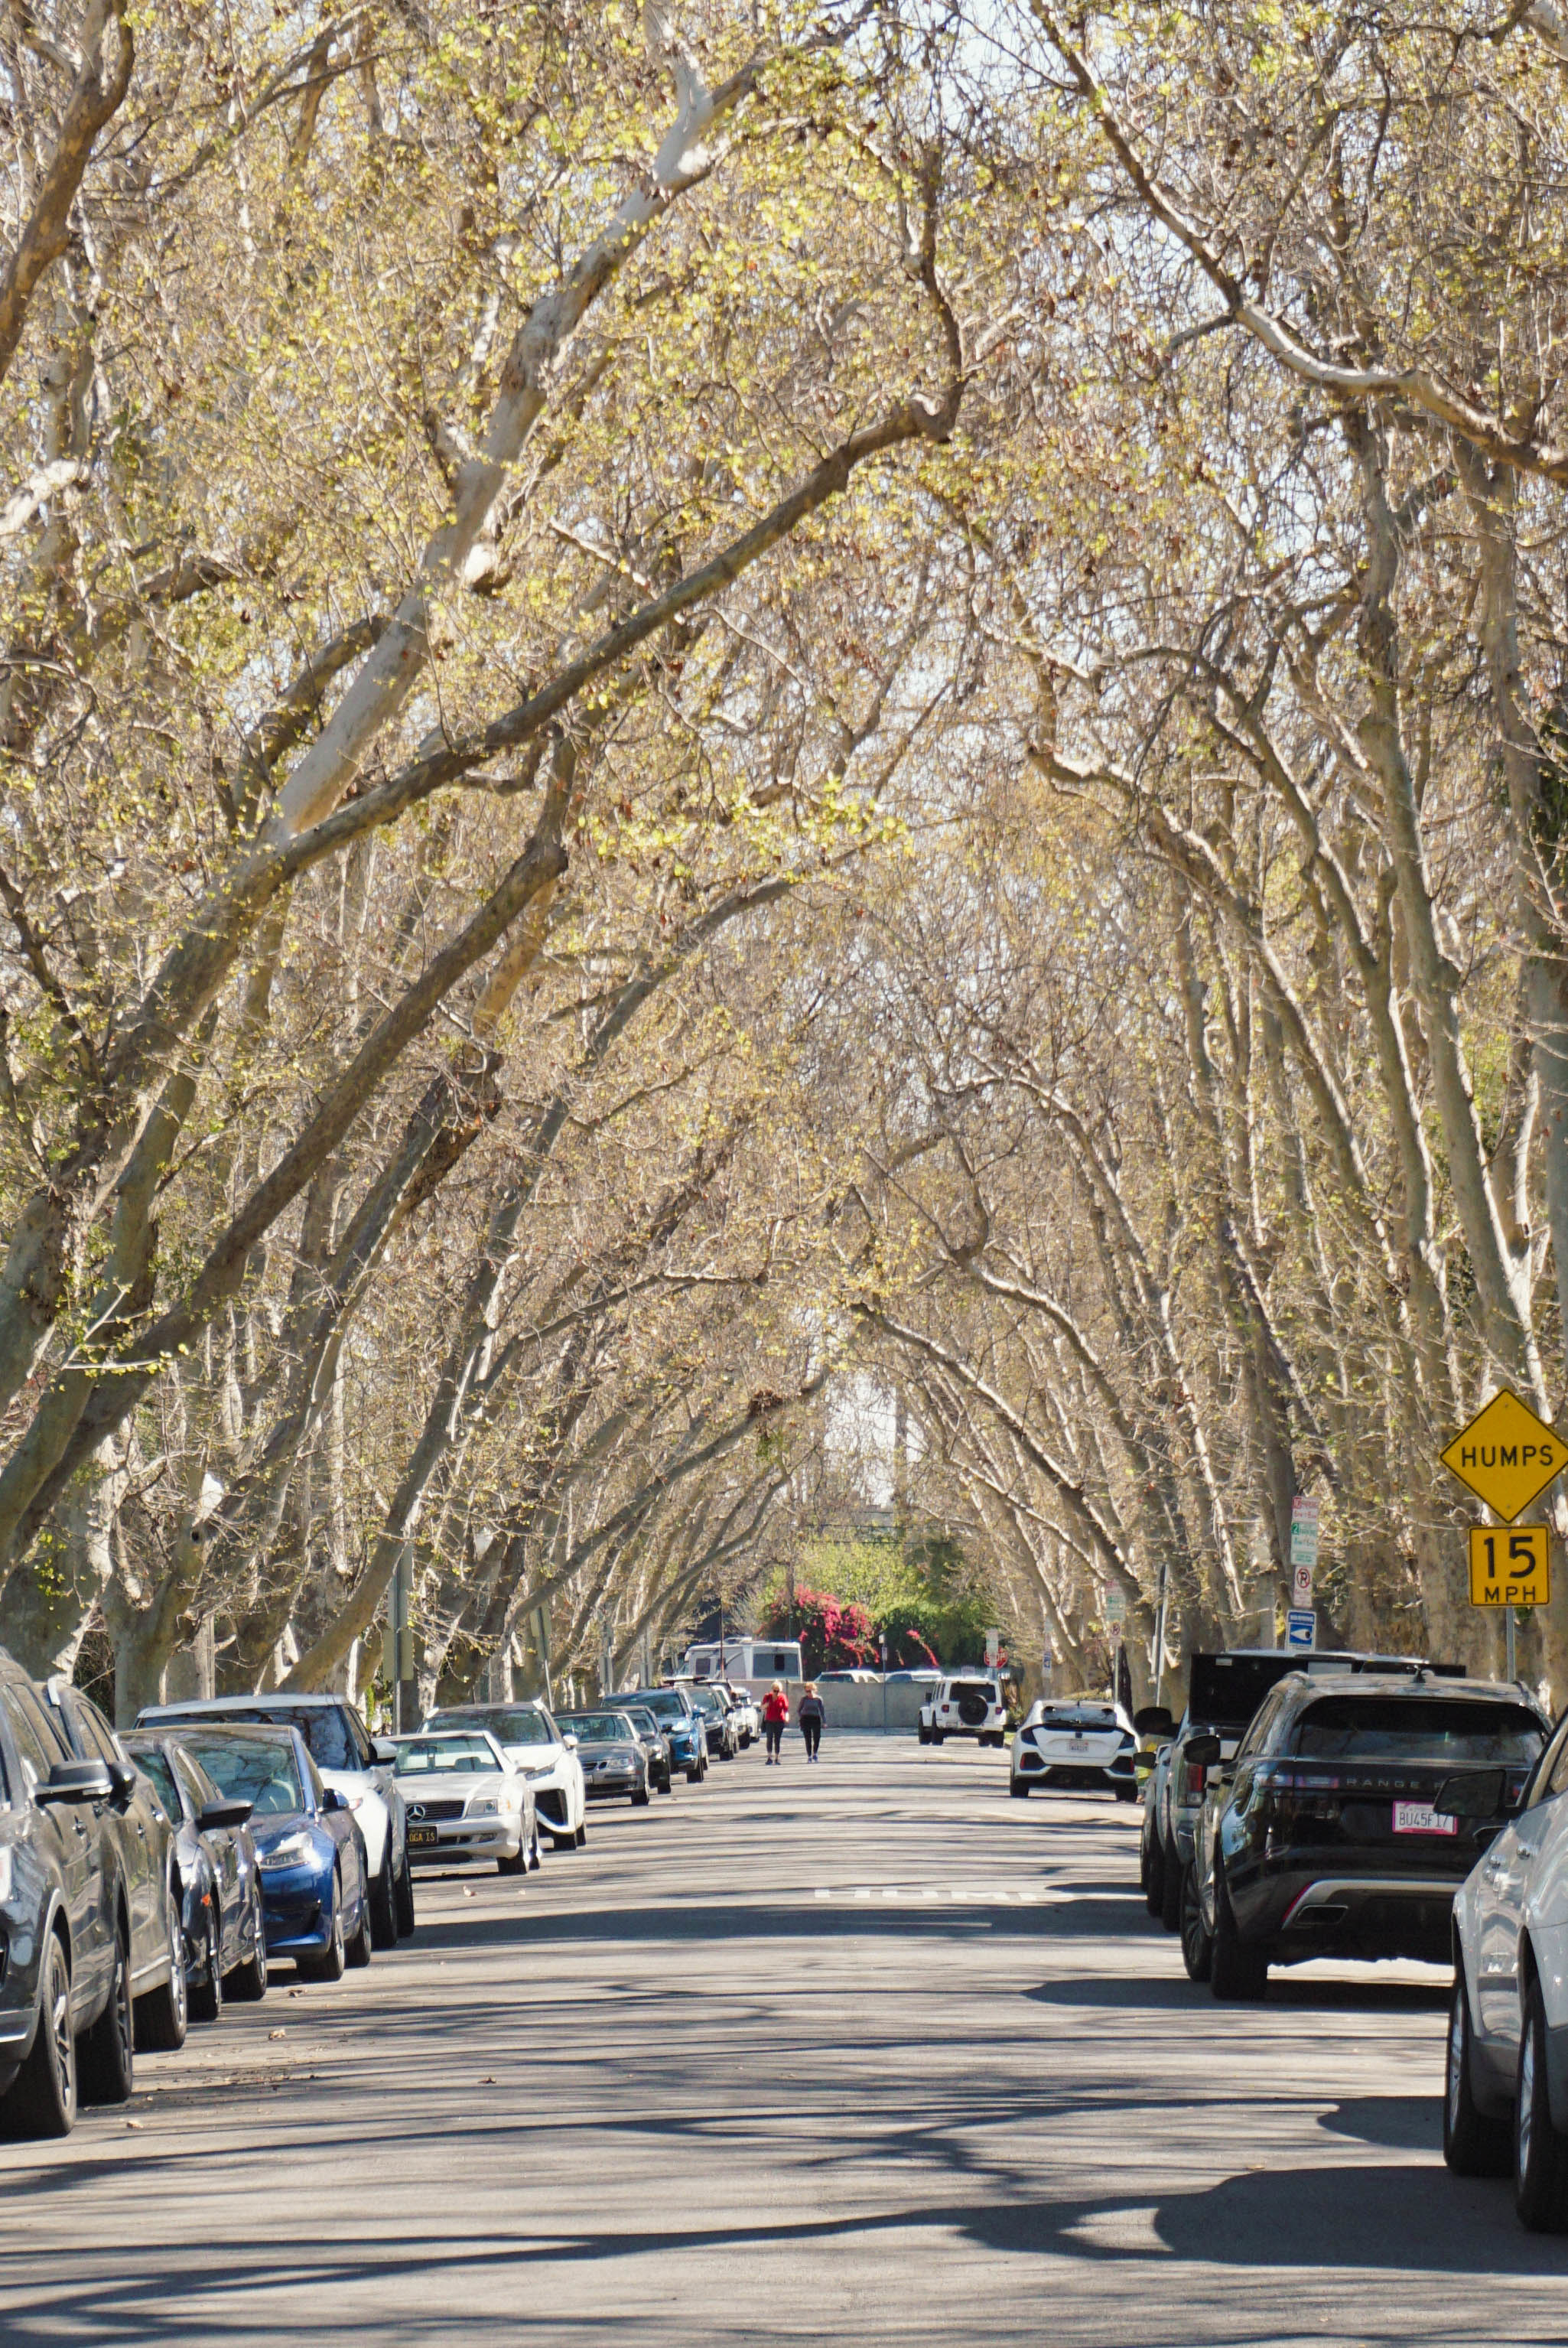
[0, 1649, 143, 2136]
[124, 1732, 268, 2017]
[555, 1711, 650, 1806]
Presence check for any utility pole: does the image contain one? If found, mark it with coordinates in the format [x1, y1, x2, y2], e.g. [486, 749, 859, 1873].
[384, 1551, 415, 1733]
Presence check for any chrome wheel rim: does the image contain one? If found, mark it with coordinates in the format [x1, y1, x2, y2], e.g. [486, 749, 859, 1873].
[47, 1944, 73, 2099]
[171, 1908, 189, 2031]
[252, 1888, 268, 1987]
[1520, 2021, 1537, 2176]
[1447, 1995, 1464, 2131]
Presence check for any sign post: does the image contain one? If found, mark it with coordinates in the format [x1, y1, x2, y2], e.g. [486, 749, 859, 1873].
[1441, 1389, 1563, 1682]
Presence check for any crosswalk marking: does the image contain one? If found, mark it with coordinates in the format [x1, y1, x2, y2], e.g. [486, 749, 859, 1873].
[809, 1884, 1059, 1907]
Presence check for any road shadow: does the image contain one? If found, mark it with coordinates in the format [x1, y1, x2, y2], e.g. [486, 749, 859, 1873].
[1026, 1969, 1450, 2017]
[1317, 2095, 1440, 2151]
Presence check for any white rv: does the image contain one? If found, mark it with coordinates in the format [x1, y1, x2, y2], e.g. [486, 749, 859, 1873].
[682, 1637, 804, 1684]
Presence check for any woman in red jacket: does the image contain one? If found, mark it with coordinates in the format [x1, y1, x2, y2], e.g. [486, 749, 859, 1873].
[761, 1681, 789, 1763]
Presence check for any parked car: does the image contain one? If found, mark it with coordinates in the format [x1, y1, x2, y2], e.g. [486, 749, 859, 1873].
[122, 1731, 268, 2016]
[1011, 1698, 1139, 1800]
[422, 1702, 587, 1850]
[167, 1722, 372, 1981]
[622, 1686, 708, 1783]
[1183, 1669, 1546, 2000]
[919, 1674, 1007, 1747]
[555, 1709, 652, 1804]
[0, 1650, 145, 2136]
[392, 1729, 538, 1872]
[685, 1685, 739, 1760]
[138, 1692, 412, 1948]
[619, 1705, 674, 1793]
[818, 1669, 881, 1684]
[42, 1677, 187, 2055]
[1137, 1649, 1441, 1931]
[1448, 1698, 1568, 2227]
[720, 1685, 759, 1747]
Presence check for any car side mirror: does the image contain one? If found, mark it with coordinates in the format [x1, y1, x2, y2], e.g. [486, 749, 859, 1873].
[199, 1798, 253, 1830]
[1134, 1706, 1176, 1739]
[563, 1733, 578, 1750]
[1185, 1734, 1223, 1768]
[107, 1757, 140, 1808]
[371, 1737, 397, 1764]
[321, 1786, 346, 1812]
[1436, 1768, 1506, 1818]
[38, 1758, 113, 1804]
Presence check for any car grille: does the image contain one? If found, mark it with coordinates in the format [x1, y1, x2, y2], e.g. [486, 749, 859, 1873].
[404, 1798, 466, 1822]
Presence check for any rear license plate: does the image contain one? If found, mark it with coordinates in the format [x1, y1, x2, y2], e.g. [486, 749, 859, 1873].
[1392, 1802, 1456, 1836]
[407, 1825, 439, 1848]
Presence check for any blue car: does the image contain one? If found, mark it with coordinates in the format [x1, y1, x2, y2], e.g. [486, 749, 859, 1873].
[167, 1722, 372, 1981]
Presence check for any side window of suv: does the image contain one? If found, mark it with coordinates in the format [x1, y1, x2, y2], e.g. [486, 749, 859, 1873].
[5, 1685, 67, 1789]
[1236, 1689, 1286, 1762]
[70, 1694, 123, 1767]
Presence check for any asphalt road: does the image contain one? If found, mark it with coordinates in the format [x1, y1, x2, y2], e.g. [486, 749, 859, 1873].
[2, 1737, 1564, 2344]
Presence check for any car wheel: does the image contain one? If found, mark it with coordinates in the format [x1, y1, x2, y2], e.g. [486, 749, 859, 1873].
[78, 1925, 134, 2105]
[369, 1851, 398, 1950]
[345, 1879, 373, 1969]
[1209, 1858, 1267, 2001]
[1516, 1975, 1568, 2230]
[299, 1872, 346, 1982]
[1114, 1784, 1139, 1804]
[1445, 1960, 1510, 2177]
[1160, 1835, 1183, 1933]
[394, 1846, 416, 1937]
[575, 1822, 587, 1848]
[1179, 1864, 1213, 1984]
[632, 1786, 651, 1806]
[3, 1930, 76, 2139]
[137, 1894, 190, 2050]
[1010, 1779, 1030, 1799]
[528, 1828, 542, 1871]
[686, 1766, 703, 1784]
[917, 1724, 931, 1745]
[498, 1840, 527, 1874]
[1143, 1829, 1166, 1920]
[932, 1732, 945, 1746]
[188, 1907, 223, 2026]
[551, 1830, 577, 1851]
[226, 1883, 268, 2002]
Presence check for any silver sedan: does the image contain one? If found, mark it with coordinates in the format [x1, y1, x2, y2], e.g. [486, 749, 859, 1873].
[391, 1730, 539, 1874]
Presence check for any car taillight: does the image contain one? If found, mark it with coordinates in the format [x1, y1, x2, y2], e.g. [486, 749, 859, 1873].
[1181, 1760, 1206, 1801]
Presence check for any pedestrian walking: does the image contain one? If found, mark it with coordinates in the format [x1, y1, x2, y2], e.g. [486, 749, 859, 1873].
[798, 1682, 825, 1762]
[761, 1680, 789, 1763]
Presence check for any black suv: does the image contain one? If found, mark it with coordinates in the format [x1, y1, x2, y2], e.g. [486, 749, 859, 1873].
[0, 1649, 151, 2135]
[1182, 1669, 1547, 1999]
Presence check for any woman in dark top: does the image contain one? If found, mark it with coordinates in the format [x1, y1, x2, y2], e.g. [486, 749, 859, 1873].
[797, 1682, 825, 1761]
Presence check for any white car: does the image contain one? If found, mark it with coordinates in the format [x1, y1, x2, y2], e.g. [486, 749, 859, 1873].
[721, 1685, 759, 1747]
[1011, 1698, 1139, 1801]
[392, 1729, 538, 1873]
[424, 1702, 587, 1851]
[919, 1674, 1008, 1747]
[1446, 1699, 1568, 2227]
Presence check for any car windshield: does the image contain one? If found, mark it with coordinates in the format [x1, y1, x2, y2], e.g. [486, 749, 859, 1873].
[255, 1706, 360, 1770]
[633, 1691, 687, 1718]
[132, 1747, 179, 1812]
[431, 1707, 553, 1746]
[623, 1711, 658, 1734]
[688, 1689, 718, 1714]
[178, 1731, 304, 1815]
[395, 1737, 496, 1774]
[561, 1714, 628, 1742]
[1293, 1696, 1545, 1763]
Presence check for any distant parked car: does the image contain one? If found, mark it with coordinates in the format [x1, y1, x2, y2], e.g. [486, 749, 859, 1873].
[685, 1685, 739, 1760]
[0, 1649, 145, 2136]
[919, 1675, 1007, 1747]
[720, 1685, 759, 1747]
[555, 1710, 652, 1804]
[1183, 1670, 1546, 2000]
[620, 1686, 708, 1783]
[1448, 1699, 1568, 2228]
[1011, 1698, 1139, 1800]
[43, 1678, 187, 2055]
[168, 1722, 372, 1981]
[138, 1692, 411, 1947]
[392, 1730, 538, 1873]
[123, 1732, 268, 2016]
[619, 1706, 674, 1794]
[422, 1702, 587, 1850]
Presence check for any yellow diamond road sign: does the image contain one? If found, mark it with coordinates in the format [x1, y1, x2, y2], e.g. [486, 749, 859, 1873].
[1441, 1389, 1565, 1524]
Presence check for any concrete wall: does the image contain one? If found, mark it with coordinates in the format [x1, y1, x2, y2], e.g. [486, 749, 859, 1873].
[728, 1679, 927, 1732]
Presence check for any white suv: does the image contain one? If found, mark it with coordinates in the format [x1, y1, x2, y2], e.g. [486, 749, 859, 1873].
[1447, 1698, 1568, 2227]
[919, 1674, 1008, 1747]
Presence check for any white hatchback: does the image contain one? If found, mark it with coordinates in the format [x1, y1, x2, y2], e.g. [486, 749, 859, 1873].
[1446, 1699, 1568, 2228]
[1011, 1698, 1139, 1801]
[919, 1675, 1007, 1747]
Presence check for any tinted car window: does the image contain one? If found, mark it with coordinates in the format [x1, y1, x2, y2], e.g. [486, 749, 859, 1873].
[3, 1686, 63, 1787]
[244, 1706, 360, 1771]
[558, 1714, 633, 1742]
[137, 1748, 181, 1813]
[1236, 1687, 1289, 1761]
[434, 1707, 555, 1746]
[180, 1731, 305, 1815]
[70, 1693, 124, 1767]
[1293, 1697, 1544, 1763]
[174, 1749, 220, 1811]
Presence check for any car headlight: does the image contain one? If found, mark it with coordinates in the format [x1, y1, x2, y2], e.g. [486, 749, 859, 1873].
[259, 1831, 314, 1870]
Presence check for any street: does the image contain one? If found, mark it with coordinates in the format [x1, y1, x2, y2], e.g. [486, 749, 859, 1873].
[2, 1740, 1563, 2344]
